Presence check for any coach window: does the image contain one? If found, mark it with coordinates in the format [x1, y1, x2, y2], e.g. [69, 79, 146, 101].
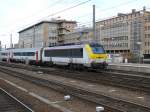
[27, 52, 35, 56]
[22, 52, 26, 56]
[2, 53, 7, 56]
[14, 52, 21, 56]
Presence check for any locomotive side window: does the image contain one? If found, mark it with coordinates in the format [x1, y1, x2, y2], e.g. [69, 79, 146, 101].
[52, 49, 70, 57]
[44, 48, 83, 58]
[71, 48, 83, 58]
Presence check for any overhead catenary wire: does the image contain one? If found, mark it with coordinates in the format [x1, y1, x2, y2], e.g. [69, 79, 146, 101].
[15, 5, 150, 36]
[2, 0, 142, 33]
[1, 0, 150, 48]
[15, 0, 92, 32]
[96, 7, 150, 23]
[38, 0, 92, 20]
[67, 0, 140, 27]
[1, 0, 83, 34]
[96, 0, 139, 12]
[96, 0, 139, 21]
[1, 0, 66, 29]
[21, 0, 140, 25]
[74, 0, 139, 24]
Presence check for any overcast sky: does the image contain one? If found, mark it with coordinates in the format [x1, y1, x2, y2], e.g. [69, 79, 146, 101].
[0, 0, 149, 48]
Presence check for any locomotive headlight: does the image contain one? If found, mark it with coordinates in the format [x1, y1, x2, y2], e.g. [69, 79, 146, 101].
[107, 54, 109, 58]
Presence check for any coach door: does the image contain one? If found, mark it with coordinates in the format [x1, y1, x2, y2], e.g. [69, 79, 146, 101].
[36, 50, 38, 64]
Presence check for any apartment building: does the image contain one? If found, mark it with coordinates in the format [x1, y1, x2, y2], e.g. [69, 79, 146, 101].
[96, 7, 150, 59]
[18, 20, 76, 48]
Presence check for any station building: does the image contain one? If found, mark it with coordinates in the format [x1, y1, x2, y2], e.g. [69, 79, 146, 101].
[96, 7, 150, 60]
[18, 19, 77, 48]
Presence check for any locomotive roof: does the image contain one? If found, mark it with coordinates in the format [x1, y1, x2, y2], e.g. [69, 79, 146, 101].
[45, 44, 85, 50]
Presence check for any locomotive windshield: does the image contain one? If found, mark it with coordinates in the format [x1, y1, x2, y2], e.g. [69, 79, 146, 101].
[90, 43, 105, 54]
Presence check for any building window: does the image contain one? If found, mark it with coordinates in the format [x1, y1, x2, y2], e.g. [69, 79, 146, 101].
[145, 34, 147, 38]
[148, 34, 150, 38]
[148, 26, 150, 30]
[145, 26, 147, 30]
[145, 42, 147, 46]
[134, 13, 136, 17]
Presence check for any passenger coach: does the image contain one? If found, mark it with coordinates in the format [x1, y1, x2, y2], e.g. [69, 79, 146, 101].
[0, 48, 41, 64]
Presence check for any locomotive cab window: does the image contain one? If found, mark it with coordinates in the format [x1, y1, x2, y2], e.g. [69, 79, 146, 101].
[90, 43, 105, 54]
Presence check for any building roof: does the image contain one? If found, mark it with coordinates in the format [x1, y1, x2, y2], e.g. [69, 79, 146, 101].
[18, 20, 76, 33]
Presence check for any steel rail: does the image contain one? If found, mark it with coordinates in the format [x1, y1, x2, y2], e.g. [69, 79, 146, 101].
[0, 61, 149, 92]
[0, 88, 34, 112]
[0, 65, 149, 112]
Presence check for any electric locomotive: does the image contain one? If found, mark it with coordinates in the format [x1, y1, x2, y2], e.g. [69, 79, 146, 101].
[42, 42, 108, 69]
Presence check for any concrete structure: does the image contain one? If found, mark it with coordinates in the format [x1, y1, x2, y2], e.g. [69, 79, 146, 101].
[96, 7, 150, 60]
[18, 20, 76, 48]
[63, 28, 93, 44]
[0, 41, 1, 50]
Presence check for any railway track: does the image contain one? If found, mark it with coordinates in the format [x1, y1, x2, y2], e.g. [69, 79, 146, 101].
[0, 88, 33, 112]
[0, 61, 150, 92]
[0, 65, 149, 112]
